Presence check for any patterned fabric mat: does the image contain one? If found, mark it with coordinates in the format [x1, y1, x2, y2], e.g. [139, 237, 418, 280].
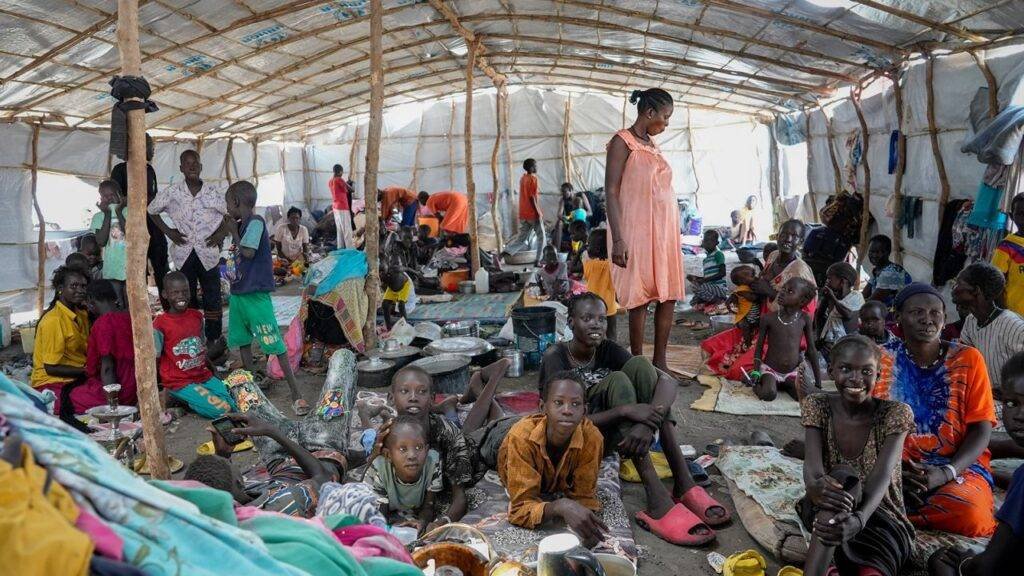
[718, 446, 994, 570]
[223, 295, 302, 327]
[406, 291, 522, 324]
[691, 376, 837, 416]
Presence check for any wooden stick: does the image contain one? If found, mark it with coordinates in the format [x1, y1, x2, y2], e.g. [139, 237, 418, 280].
[30, 123, 45, 315]
[622, 94, 628, 129]
[562, 98, 572, 186]
[926, 54, 953, 231]
[767, 119, 780, 230]
[300, 143, 312, 209]
[890, 71, 906, 266]
[818, 104, 844, 194]
[503, 85, 516, 236]
[804, 112, 820, 219]
[410, 113, 425, 190]
[426, 0, 506, 85]
[851, 0, 987, 42]
[491, 83, 505, 252]
[851, 88, 872, 268]
[117, 0, 167, 480]
[970, 50, 999, 118]
[362, 0, 383, 351]
[465, 43, 480, 275]
[449, 100, 456, 189]
[225, 136, 234, 184]
[349, 125, 360, 188]
[251, 137, 259, 186]
[686, 109, 702, 210]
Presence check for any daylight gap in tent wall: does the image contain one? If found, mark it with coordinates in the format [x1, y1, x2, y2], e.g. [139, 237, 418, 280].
[362, 0, 384, 351]
[117, 0, 168, 480]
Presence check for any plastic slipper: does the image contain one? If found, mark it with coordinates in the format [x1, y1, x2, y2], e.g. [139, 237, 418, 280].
[777, 567, 802, 576]
[293, 398, 310, 416]
[677, 485, 732, 527]
[688, 459, 711, 487]
[196, 439, 254, 456]
[635, 503, 715, 546]
[723, 549, 766, 576]
[133, 455, 184, 475]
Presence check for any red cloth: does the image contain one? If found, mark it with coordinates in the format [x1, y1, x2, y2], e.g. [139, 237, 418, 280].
[153, 309, 214, 391]
[702, 299, 817, 381]
[81, 311, 137, 410]
[519, 173, 540, 220]
[329, 176, 350, 211]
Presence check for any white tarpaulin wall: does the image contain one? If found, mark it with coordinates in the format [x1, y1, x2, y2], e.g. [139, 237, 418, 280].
[0, 87, 771, 313]
[782, 40, 1024, 286]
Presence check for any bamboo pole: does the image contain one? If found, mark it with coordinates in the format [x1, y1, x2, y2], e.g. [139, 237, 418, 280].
[852, 87, 872, 268]
[449, 100, 456, 189]
[116, 0, 168, 480]
[225, 136, 234, 184]
[410, 113, 425, 190]
[890, 71, 906, 266]
[925, 54, 953, 230]
[362, 0, 383, 351]
[804, 112, 820, 219]
[491, 84, 506, 252]
[465, 43, 480, 275]
[30, 123, 45, 315]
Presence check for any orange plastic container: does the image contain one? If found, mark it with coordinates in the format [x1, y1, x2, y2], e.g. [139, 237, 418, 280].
[417, 215, 441, 238]
[440, 269, 470, 292]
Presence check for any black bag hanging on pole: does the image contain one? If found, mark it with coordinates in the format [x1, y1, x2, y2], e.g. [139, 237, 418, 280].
[108, 75, 159, 160]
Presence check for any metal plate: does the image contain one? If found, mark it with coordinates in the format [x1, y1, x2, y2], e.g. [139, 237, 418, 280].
[424, 336, 493, 357]
[410, 353, 471, 375]
[372, 345, 421, 360]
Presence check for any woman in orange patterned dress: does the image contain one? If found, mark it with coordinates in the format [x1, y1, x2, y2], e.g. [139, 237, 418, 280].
[605, 88, 684, 373]
[873, 283, 997, 537]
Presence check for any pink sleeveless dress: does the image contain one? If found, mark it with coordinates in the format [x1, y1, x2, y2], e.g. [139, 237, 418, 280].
[606, 129, 685, 310]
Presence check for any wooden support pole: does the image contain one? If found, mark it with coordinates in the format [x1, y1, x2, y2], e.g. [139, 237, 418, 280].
[300, 143, 312, 209]
[491, 84, 506, 252]
[30, 123, 45, 315]
[117, 0, 168, 480]
[925, 54, 953, 231]
[890, 71, 906, 266]
[562, 98, 572, 187]
[503, 88, 515, 235]
[970, 50, 999, 118]
[819, 104, 844, 194]
[767, 119, 781, 230]
[465, 43, 480, 275]
[852, 88, 872, 268]
[225, 136, 234, 184]
[448, 100, 456, 189]
[362, 0, 383, 351]
[251, 138, 259, 186]
[410, 113, 425, 191]
[851, 0, 986, 43]
[686, 109, 703, 210]
[622, 94, 628, 129]
[804, 112, 820, 219]
[349, 125, 361, 186]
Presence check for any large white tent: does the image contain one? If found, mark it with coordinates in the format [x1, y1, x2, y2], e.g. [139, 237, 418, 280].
[3, 0, 1024, 315]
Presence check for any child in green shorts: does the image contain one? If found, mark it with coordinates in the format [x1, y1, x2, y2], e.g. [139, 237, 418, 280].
[225, 181, 307, 416]
[153, 271, 237, 418]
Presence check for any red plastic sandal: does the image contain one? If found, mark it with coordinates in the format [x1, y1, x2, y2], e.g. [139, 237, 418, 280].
[676, 485, 732, 527]
[635, 503, 715, 546]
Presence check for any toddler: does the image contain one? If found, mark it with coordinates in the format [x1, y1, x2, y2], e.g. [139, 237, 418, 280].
[728, 265, 761, 345]
[687, 229, 728, 309]
[582, 228, 618, 342]
[753, 276, 822, 401]
[382, 268, 417, 330]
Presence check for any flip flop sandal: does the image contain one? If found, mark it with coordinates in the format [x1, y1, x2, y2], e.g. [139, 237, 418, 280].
[723, 550, 766, 576]
[688, 460, 711, 487]
[133, 455, 184, 475]
[293, 398, 311, 416]
[196, 439, 254, 456]
[777, 567, 803, 576]
[676, 485, 732, 527]
[634, 503, 715, 546]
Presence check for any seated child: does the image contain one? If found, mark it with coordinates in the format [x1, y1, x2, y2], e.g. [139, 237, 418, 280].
[582, 228, 618, 342]
[186, 413, 338, 518]
[416, 224, 441, 266]
[498, 373, 607, 546]
[539, 293, 728, 546]
[757, 241, 778, 272]
[567, 220, 588, 279]
[570, 196, 588, 223]
[90, 179, 127, 306]
[76, 280, 137, 411]
[364, 415, 444, 534]
[153, 272, 237, 419]
[75, 234, 104, 281]
[728, 265, 761, 345]
[800, 335, 915, 576]
[535, 245, 570, 302]
[382, 268, 417, 330]
[928, 351, 1024, 576]
[815, 262, 864, 358]
[687, 229, 728, 309]
[753, 277, 822, 401]
[857, 301, 895, 346]
[225, 181, 307, 416]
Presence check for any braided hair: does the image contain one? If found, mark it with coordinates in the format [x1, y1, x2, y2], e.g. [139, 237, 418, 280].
[629, 88, 673, 114]
[45, 265, 88, 314]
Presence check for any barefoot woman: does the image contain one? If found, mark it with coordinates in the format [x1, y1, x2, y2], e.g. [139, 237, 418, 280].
[605, 88, 683, 372]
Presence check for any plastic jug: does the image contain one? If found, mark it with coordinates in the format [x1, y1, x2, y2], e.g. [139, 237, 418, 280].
[474, 267, 489, 294]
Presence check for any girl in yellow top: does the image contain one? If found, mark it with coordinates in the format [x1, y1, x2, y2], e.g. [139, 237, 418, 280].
[992, 193, 1024, 316]
[30, 266, 91, 424]
[582, 228, 618, 341]
[382, 269, 417, 329]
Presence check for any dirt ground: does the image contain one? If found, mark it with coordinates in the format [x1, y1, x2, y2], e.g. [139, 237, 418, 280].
[0, 282, 803, 575]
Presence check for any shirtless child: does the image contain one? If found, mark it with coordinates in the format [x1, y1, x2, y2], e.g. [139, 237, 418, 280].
[752, 276, 822, 401]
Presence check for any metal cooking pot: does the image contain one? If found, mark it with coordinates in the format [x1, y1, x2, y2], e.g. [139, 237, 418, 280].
[458, 280, 476, 294]
[425, 337, 496, 367]
[410, 354, 471, 395]
[356, 356, 395, 388]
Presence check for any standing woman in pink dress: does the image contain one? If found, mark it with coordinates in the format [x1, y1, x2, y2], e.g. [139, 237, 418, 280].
[606, 88, 684, 373]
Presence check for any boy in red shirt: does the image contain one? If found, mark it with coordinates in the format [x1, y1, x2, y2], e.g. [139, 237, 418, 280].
[73, 279, 137, 412]
[329, 164, 353, 249]
[154, 271, 237, 418]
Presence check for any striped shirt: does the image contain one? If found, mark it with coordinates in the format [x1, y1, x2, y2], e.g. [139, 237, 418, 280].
[960, 309, 1024, 389]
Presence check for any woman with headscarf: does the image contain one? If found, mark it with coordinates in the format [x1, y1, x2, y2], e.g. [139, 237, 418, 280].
[605, 88, 683, 373]
[702, 219, 817, 381]
[874, 283, 997, 537]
